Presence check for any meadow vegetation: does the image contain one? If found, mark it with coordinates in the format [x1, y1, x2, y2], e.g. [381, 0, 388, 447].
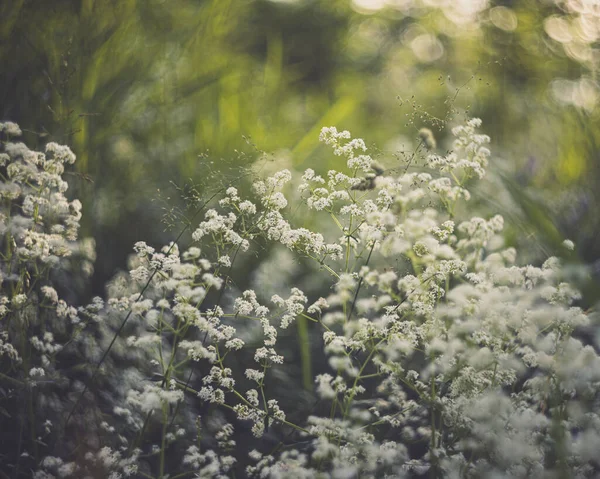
[1, 117, 598, 478]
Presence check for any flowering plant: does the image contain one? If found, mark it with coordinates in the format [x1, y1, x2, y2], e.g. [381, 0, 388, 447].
[1, 118, 598, 478]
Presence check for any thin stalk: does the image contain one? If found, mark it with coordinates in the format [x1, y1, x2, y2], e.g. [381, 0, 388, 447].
[347, 241, 376, 322]
[296, 314, 312, 391]
[159, 402, 169, 478]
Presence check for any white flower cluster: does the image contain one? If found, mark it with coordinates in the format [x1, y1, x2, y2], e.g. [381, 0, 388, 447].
[0, 135, 82, 261]
[0, 127, 111, 478]
[427, 118, 491, 180]
[34, 447, 141, 479]
[3, 120, 598, 478]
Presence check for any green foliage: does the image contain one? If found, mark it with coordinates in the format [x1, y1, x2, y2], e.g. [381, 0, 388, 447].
[1, 0, 599, 289]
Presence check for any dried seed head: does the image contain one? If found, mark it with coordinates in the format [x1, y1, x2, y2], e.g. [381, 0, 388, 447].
[418, 128, 436, 150]
[351, 173, 376, 191]
[371, 161, 385, 176]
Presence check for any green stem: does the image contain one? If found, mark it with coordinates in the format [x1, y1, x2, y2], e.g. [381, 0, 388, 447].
[159, 403, 168, 478]
[296, 314, 312, 391]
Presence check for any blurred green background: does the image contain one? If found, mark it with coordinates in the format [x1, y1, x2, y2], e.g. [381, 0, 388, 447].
[1, 0, 599, 299]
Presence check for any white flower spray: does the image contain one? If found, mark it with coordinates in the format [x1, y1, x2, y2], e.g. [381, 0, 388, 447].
[1, 120, 598, 478]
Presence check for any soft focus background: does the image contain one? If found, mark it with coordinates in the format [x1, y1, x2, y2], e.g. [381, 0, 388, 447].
[1, 0, 599, 302]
